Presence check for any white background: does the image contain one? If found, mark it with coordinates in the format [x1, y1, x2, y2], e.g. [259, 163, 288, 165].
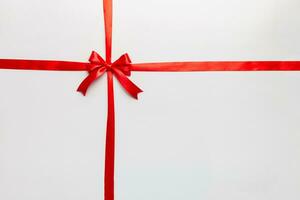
[0, 0, 300, 199]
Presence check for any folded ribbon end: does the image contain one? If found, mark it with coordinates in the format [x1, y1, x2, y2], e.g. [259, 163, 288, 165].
[131, 88, 143, 100]
[77, 85, 88, 96]
[134, 89, 143, 100]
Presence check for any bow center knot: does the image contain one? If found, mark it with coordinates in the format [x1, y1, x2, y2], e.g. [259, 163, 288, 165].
[104, 63, 112, 71]
[77, 51, 143, 99]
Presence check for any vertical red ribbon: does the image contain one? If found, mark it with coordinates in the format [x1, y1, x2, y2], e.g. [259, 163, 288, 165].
[105, 71, 115, 200]
[103, 0, 115, 200]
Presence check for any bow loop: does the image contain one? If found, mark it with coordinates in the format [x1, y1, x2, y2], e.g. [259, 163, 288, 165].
[112, 53, 132, 76]
[87, 51, 107, 72]
[89, 51, 106, 65]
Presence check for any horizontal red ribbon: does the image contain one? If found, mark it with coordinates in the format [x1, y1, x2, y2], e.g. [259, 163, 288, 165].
[1, 59, 300, 72]
[131, 61, 300, 71]
[0, 0, 300, 200]
[0, 59, 88, 71]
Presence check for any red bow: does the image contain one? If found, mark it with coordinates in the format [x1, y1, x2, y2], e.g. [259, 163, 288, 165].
[77, 51, 143, 99]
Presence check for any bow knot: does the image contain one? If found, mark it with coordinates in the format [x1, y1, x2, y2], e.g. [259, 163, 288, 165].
[105, 64, 112, 71]
[77, 51, 142, 99]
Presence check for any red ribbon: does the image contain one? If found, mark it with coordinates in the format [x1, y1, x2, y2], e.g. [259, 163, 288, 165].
[1, 0, 300, 200]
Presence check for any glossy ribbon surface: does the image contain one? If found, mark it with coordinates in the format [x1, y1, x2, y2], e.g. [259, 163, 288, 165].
[1, 0, 300, 200]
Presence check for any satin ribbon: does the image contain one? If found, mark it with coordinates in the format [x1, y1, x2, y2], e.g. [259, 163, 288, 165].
[1, 0, 300, 200]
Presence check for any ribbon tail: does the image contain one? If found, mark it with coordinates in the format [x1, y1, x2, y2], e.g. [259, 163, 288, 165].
[77, 68, 106, 96]
[105, 71, 115, 200]
[112, 68, 143, 99]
